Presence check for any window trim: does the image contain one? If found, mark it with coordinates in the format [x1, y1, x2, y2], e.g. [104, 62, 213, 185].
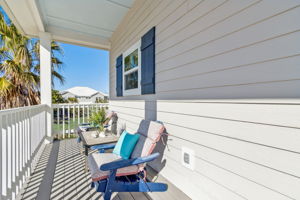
[122, 40, 141, 96]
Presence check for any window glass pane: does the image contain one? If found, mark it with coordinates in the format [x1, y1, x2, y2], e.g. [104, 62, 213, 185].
[124, 49, 138, 72]
[125, 71, 138, 90]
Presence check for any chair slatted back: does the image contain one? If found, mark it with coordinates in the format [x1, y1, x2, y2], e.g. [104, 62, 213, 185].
[131, 120, 165, 159]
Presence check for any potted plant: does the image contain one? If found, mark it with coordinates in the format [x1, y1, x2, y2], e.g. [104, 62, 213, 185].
[89, 107, 108, 138]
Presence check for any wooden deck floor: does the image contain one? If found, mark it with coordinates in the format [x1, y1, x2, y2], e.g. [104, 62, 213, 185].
[18, 139, 151, 200]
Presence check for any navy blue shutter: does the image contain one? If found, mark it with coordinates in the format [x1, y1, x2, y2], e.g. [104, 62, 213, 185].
[116, 55, 123, 97]
[141, 27, 155, 94]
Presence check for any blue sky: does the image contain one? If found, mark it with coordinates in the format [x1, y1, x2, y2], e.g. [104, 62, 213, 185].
[54, 43, 109, 94]
[0, 6, 109, 94]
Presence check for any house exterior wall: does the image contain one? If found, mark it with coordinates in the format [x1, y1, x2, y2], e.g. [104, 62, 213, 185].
[109, 0, 300, 199]
[90, 93, 106, 103]
[61, 92, 74, 99]
[62, 92, 106, 103]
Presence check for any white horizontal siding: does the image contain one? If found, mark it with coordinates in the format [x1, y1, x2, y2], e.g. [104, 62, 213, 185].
[110, 100, 300, 199]
[156, 1, 300, 63]
[109, 0, 300, 199]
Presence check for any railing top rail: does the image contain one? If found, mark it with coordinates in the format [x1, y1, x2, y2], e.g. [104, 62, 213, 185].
[52, 103, 109, 107]
[0, 104, 48, 114]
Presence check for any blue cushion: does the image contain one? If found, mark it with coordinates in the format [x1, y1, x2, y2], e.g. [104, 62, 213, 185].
[113, 130, 140, 159]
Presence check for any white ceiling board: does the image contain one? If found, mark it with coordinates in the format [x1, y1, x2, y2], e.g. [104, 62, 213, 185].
[40, 0, 127, 30]
[106, 0, 134, 8]
[48, 25, 111, 50]
[0, 0, 38, 35]
[46, 16, 113, 38]
[1, 0, 135, 49]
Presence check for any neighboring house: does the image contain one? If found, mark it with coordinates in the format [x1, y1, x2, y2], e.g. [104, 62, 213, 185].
[61, 86, 108, 103]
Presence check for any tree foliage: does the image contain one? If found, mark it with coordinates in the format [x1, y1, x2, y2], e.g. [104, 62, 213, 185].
[0, 12, 64, 109]
[67, 97, 78, 103]
[52, 89, 67, 104]
[89, 108, 108, 132]
[95, 97, 108, 103]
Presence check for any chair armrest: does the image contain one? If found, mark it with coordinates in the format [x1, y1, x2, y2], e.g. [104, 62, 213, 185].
[100, 152, 159, 171]
[90, 143, 116, 151]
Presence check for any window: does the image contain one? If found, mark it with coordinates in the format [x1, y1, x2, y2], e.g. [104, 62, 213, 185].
[116, 27, 156, 97]
[123, 41, 141, 96]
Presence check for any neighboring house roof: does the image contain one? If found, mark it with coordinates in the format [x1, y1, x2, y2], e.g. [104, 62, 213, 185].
[61, 87, 108, 97]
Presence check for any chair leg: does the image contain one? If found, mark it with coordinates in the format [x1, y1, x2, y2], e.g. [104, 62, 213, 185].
[103, 191, 112, 200]
[104, 169, 117, 200]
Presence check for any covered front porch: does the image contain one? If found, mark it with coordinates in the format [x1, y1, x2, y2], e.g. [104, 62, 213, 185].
[2, 0, 300, 199]
[0, 103, 189, 200]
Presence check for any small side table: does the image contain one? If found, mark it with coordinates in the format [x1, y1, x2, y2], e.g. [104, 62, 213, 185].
[78, 130, 119, 171]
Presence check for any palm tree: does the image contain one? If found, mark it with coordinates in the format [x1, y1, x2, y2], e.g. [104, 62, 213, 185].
[0, 12, 64, 109]
[32, 40, 65, 86]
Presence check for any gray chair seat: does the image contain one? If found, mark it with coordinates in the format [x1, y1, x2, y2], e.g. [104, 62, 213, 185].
[88, 153, 139, 182]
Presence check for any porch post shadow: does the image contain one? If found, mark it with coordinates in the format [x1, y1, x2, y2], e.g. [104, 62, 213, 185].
[144, 100, 157, 121]
[144, 100, 168, 176]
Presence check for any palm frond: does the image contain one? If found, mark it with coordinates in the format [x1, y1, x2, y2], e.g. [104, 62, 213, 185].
[0, 76, 13, 95]
[52, 70, 65, 85]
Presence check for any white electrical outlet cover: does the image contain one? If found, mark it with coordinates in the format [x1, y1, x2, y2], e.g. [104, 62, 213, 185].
[181, 147, 195, 170]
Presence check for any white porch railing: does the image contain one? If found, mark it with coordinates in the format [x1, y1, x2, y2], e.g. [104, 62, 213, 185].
[0, 104, 48, 200]
[52, 103, 108, 138]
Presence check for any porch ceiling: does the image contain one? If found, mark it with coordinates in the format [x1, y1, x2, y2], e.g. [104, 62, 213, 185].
[0, 0, 134, 49]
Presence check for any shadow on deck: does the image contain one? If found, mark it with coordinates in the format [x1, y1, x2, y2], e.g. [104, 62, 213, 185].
[18, 139, 151, 200]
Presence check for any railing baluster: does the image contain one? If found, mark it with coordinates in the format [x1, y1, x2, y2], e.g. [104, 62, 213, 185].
[26, 110, 30, 178]
[24, 111, 27, 182]
[18, 111, 22, 188]
[73, 105, 75, 123]
[21, 111, 25, 184]
[25, 110, 28, 176]
[57, 107, 60, 137]
[8, 113, 13, 199]
[7, 113, 12, 198]
[87, 105, 89, 122]
[62, 105, 65, 139]
[15, 111, 19, 189]
[2, 115, 7, 197]
[0, 113, 2, 198]
[78, 105, 80, 125]
[28, 108, 32, 174]
[18, 112, 21, 185]
[83, 105, 85, 123]
[24, 110, 27, 178]
[68, 105, 70, 137]
[31, 111, 35, 155]
[11, 112, 16, 197]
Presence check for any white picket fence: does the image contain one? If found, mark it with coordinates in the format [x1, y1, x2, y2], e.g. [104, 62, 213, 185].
[0, 104, 48, 200]
[52, 103, 108, 138]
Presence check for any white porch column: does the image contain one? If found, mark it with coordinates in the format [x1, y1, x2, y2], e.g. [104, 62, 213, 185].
[39, 32, 52, 138]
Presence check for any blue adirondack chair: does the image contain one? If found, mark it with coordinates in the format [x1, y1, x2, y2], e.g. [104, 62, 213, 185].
[87, 120, 168, 200]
